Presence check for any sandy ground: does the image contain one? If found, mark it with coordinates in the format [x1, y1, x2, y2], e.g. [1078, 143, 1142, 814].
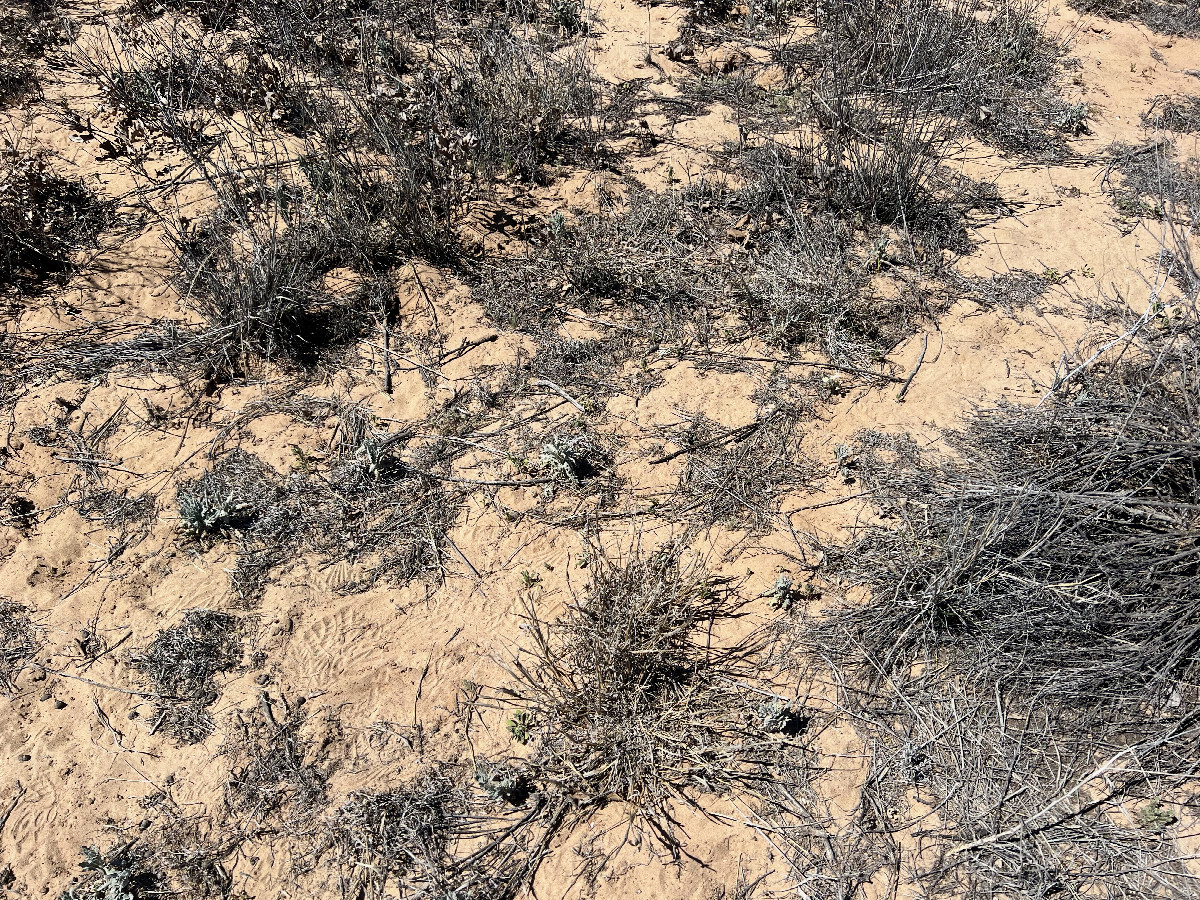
[1, 0, 1199, 897]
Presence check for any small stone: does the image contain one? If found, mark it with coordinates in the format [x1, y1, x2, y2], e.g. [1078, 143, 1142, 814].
[17, 754, 30, 762]
[53, 700, 67, 710]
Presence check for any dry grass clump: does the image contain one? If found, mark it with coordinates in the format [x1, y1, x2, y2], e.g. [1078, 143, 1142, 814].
[0, 601, 43, 694]
[322, 769, 473, 899]
[1069, 0, 1199, 35]
[798, 333, 1200, 896]
[1, 141, 116, 297]
[180, 403, 457, 598]
[77, 21, 322, 154]
[1143, 95, 1200, 133]
[476, 180, 724, 336]
[128, 609, 245, 744]
[734, 206, 881, 358]
[502, 543, 808, 857]
[671, 405, 815, 532]
[0, 0, 64, 107]
[783, 0, 1079, 155]
[168, 186, 366, 379]
[478, 172, 943, 368]
[222, 696, 330, 822]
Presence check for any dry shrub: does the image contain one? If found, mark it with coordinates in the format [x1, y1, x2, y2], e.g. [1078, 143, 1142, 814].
[0, 0, 64, 107]
[800, 333, 1200, 897]
[128, 609, 245, 745]
[1069, 0, 1199, 36]
[1143, 95, 1200, 133]
[178, 403, 458, 600]
[1, 141, 116, 296]
[502, 542, 809, 857]
[476, 181, 723, 336]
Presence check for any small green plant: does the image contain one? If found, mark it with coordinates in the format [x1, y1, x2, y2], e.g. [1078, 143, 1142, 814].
[550, 0, 584, 34]
[61, 845, 148, 900]
[474, 761, 529, 804]
[177, 486, 246, 537]
[757, 700, 808, 736]
[506, 710, 533, 744]
[1137, 800, 1177, 833]
[519, 570, 543, 588]
[538, 435, 596, 483]
[762, 574, 796, 611]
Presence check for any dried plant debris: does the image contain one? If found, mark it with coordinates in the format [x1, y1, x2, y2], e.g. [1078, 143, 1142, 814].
[797, 339, 1200, 897]
[179, 417, 457, 598]
[821, 347, 1200, 699]
[478, 176, 949, 369]
[501, 542, 810, 857]
[475, 181, 727, 337]
[1104, 140, 1200, 221]
[1, 143, 118, 297]
[1143, 94, 1200, 133]
[128, 609, 245, 745]
[670, 405, 815, 532]
[320, 764, 549, 900]
[222, 694, 330, 823]
[322, 769, 469, 899]
[1069, 0, 1200, 35]
[0, 601, 43, 694]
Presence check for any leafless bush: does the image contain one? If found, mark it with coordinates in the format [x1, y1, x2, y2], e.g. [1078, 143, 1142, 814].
[128, 609, 245, 745]
[1, 139, 116, 296]
[1144, 95, 1200, 133]
[501, 542, 809, 858]
[793, 333, 1200, 896]
[1069, 0, 1199, 36]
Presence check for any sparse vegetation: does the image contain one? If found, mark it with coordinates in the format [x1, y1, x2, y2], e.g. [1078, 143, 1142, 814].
[4, 0, 1199, 894]
[501, 542, 809, 856]
[1, 140, 116, 296]
[128, 609, 245, 744]
[0, 601, 42, 694]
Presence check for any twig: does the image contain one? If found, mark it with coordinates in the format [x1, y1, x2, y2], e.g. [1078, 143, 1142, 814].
[896, 333, 929, 402]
